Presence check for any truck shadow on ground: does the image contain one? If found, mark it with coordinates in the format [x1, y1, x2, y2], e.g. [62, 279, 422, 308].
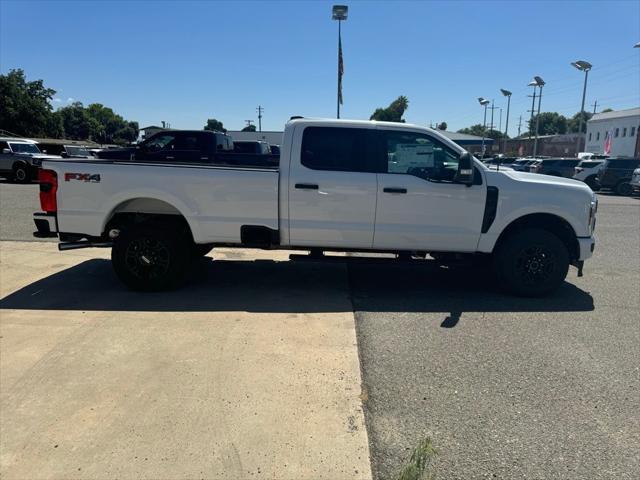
[0, 257, 594, 314]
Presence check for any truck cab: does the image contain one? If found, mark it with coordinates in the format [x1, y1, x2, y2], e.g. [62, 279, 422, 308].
[0, 137, 61, 183]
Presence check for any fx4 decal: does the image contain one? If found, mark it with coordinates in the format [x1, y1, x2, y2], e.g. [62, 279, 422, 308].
[65, 173, 101, 183]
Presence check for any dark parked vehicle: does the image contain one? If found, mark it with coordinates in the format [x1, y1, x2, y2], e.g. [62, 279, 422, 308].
[233, 140, 271, 155]
[596, 157, 640, 195]
[483, 156, 517, 166]
[97, 130, 278, 167]
[511, 159, 536, 171]
[529, 158, 580, 178]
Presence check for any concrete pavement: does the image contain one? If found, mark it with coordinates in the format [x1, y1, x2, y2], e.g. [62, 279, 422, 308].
[0, 243, 372, 480]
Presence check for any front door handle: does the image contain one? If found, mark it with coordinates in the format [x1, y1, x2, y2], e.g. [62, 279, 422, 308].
[383, 187, 407, 194]
[295, 183, 319, 190]
[166, 156, 175, 160]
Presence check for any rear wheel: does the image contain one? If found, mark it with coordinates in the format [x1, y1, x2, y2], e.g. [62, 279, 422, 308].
[111, 224, 191, 291]
[12, 162, 30, 183]
[494, 228, 569, 297]
[615, 180, 632, 196]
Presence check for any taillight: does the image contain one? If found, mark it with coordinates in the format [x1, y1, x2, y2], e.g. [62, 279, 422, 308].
[39, 169, 58, 213]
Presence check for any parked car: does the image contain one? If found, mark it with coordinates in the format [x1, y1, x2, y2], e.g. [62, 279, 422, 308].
[97, 130, 278, 167]
[630, 167, 640, 196]
[233, 140, 271, 155]
[573, 160, 604, 190]
[0, 137, 61, 183]
[529, 158, 581, 178]
[33, 117, 597, 297]
[511, 158, 536, 171]
[270, 144, 281, 155]
[596, 157, 640, 195]
[38, 142, 95, 159]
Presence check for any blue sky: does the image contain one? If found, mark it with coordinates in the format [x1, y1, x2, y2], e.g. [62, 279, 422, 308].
[1, 0, 639, 135]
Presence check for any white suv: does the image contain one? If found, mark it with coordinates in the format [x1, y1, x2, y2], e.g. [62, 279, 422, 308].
[573, 160, 605, 190]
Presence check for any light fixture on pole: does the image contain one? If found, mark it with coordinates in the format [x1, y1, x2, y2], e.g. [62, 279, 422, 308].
[332, 5, 348, 119]
[500, 88, 512, 154]
[634, 42, 640, 48]
[478, 97, 491, 158]
[571, 60, 592, 148]
[530, 76, 545, 157]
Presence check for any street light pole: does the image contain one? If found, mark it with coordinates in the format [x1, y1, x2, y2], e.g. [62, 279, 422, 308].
[530, 76, 545, 157]
[571, 60, 592, 154]
[332, 5, 348, 119]
[478, 97, 490, 159]
[500, 89, 512, 154]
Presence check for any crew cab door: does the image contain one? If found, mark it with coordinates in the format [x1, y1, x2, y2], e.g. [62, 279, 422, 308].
[373, 128, 486, 252]
[287, 125, 379, 248]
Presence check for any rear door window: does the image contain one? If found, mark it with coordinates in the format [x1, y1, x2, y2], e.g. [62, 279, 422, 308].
[301, 126, 378, 173]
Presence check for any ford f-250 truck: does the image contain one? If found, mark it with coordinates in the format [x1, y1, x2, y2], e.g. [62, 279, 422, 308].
[33, 118, 597, 296]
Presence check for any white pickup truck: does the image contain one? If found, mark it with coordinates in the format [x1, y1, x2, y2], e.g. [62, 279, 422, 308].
[33, 118, 597, 296]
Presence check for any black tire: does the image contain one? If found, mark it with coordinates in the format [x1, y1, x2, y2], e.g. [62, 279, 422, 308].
[494, 228, 569, 297]
[111, 224, 191, 291]
[12, 162, 30, 183]
[584, 175, 599, 191]
[192, 243, 214, 258]
[615, 180, 632, 196]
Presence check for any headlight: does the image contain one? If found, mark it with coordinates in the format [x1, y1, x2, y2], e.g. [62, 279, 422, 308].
[589, 198, 597, 232]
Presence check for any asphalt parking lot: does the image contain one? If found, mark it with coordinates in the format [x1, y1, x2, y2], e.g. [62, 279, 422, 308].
[1, 180, 639, 479]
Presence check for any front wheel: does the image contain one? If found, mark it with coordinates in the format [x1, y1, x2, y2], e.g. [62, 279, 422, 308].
[111, 224, 191, 291]
[12, 162, 30, 183]
[494, 228, 569, 297]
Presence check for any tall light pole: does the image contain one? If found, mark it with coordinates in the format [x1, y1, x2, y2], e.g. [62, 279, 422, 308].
[478, 97, 490, 158]
[500, 89, 512, 153]
[528, 81, 537, 143]
[332, 5, 348, 119]
[571, 60, 592, 154]
[531, 76, 545, 157]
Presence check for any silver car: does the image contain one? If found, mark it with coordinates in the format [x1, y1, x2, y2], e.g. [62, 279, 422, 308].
[631, 167, 640, 196]
[0, 138, 61, 183]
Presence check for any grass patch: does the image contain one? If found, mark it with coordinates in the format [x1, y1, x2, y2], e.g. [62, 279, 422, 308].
[396, 437, 438, 480]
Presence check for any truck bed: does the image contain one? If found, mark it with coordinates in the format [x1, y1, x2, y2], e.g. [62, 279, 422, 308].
[42, 159, 280, 244]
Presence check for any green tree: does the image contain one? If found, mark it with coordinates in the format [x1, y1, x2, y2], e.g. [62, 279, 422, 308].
[457, 124, 506, 140]
[241, 124, 257, 132]
[204, 118, 226, 133]
[57, 102, 100, 140]
[436, 121, 447, 131]
[0, 69, 58, 137]
[601, 108, 613, 113]
[567, 111, 593, 133]
[528, 112, 568, 135]
[370, 96, 409, 122]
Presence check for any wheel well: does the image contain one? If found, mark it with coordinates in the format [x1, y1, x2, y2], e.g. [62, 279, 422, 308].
[104, 198, 194, 242]
[495, 213, 579, 261]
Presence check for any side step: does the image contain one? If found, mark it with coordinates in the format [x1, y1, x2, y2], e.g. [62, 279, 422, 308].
[289, 251, 425, 264]
[58, 241, 112, 251]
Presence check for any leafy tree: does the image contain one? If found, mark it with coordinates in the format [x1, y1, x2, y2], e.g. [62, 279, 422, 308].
[457, 124, 506, 140]
[241, 124, 257, 132]
[0, 69, 58, 137]
[601, 108, 613, 113]
[56, 102, 101, 140]
[204, 118, 226, 133]
[528, 112, 568, 136]
[436, 122, 447, 131]
[370, 96, 409, 122]
[567, 111, 593, 133]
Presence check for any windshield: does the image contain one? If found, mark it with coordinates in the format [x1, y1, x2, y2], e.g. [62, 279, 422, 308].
[9, 142, 41, 154]
[65, 146, 91, 156]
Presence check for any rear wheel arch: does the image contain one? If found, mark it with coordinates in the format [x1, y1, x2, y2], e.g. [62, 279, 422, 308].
[103, 197, 196, 243]
[494, 213, 579, 261]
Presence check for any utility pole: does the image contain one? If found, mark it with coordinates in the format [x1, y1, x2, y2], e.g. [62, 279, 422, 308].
[256, 105, 263, 132]
[592, 99, 598, 114]
[488, 100, 497, 131]
[498, 108, 503, 133]
[244, 120, 254, 128]
[517, 115, 523, 137]
[528, 90, 537, 140]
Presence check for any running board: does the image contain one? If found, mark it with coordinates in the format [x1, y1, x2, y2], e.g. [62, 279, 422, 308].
[58, 241, 112, 251]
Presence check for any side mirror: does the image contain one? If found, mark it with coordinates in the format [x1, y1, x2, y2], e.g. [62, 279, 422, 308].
[455, 152, 475, 186]
[60, 151, 68, 158]
[2, 148, 11, 154]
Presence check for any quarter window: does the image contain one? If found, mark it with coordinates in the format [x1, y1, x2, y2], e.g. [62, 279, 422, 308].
[382, 130, 459, 182]
[301, 127, 377, 172]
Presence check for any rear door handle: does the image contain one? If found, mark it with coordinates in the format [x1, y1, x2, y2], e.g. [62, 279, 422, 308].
[383, 187, 407, 194]
[295, 183, 319, 190]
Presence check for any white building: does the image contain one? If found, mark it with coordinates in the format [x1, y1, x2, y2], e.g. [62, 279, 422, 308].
[227, 131, 283, 146]
[585, 107, 640, 157]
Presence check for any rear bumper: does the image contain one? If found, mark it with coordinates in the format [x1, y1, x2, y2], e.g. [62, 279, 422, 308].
[33, 212, 58, 238]
[577, 235, 595, 261]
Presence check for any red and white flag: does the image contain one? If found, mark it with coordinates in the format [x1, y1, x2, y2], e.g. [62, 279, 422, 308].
[603, 130, 613, 155]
